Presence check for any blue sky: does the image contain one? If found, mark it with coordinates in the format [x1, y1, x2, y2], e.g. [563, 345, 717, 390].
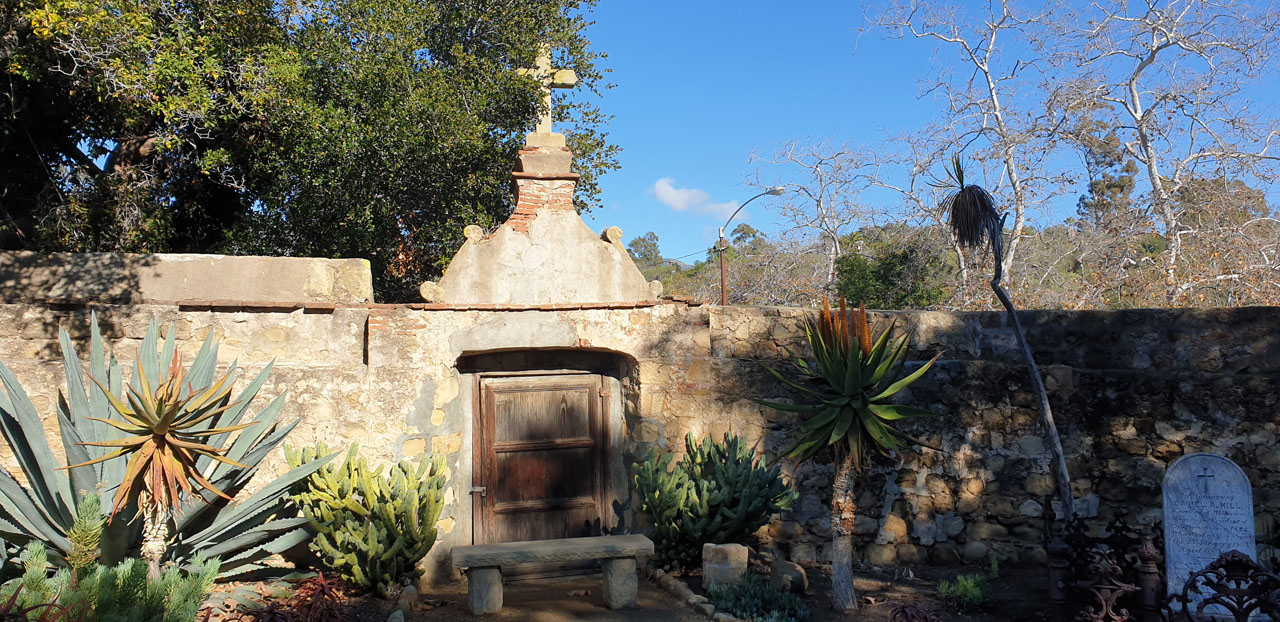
[575, 2, 1280, 262]
[579, 1, 943, 262]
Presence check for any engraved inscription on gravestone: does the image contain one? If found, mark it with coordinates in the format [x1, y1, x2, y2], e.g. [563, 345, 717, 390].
[1163, 453, 1257, 618]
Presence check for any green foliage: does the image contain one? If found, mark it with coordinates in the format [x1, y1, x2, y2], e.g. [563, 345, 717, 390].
[633, 433, 796, 571]
[936, 573, 988, 612]
[0, 314, 336, 576]
[835, 245, 947, 310]
[286, 443, 447, 598]
[67, 493, 106, 578]
[760, 299, 940, 468]
[0, 542, 218, 621]
[707, 575, 810, 622]
[2, 0, 617, 301]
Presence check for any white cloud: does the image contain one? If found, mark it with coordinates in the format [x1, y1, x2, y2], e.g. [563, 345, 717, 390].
[651, 177, 710, 212]
[650, 178, 745, 223]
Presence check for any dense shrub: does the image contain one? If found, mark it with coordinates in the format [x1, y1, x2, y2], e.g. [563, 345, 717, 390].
[634, 433, 795, 570]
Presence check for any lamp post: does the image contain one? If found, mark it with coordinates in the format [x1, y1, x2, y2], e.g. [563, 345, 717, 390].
[718, 186, 785, 306]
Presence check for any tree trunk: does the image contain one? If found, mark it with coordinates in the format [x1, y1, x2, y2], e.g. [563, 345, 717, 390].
[140, 496, 168, 580]
[830, 447, 859, 612]
[988, 231, 1074, 523]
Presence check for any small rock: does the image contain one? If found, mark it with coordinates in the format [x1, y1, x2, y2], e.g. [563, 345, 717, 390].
[967, 521, 1008, 540]
[696, 602, 716, 617]
[931, 542, 962, 565]
[864, 543, 897, 566]
[713, 614, 736, 622]
[962, 540, 989, 563]
[770, 560, 808, 595]
[1025, 473, 1056, 496]
[878, 514, 908, 544]
[853, 515, 879, 535]
[1019, 499, 1043, 518]
[386, 611, 404, 622]
[897, 543, 923, 565]
[790, 543, 817, 565]
[396, 585, 418, 613]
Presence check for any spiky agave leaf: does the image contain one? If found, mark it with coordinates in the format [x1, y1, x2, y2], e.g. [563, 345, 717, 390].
[66, 352, 251, 521]
[758, 296, 941, 471]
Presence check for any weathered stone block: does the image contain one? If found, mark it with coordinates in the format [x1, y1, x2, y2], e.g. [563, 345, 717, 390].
[702, 543, 749, 589]
[602, 557, 637, 609]
[467, 567, 502, 615]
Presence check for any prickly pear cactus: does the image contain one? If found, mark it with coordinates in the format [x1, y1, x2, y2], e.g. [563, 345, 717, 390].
[286, 443, 447, 597]
[634, 433, 796, 570]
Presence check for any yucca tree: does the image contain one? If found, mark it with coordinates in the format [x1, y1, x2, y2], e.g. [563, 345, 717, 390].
[935, 155, 1074, 523]
[762, 297, 940, 612]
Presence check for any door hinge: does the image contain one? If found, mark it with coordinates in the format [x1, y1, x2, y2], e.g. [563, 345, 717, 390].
[470, 486, 488, 498]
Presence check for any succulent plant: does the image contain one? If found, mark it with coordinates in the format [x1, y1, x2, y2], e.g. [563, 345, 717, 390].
[286, 443, 446, 598]
[0, 314, 336, 577]
[634, 433, 795, 571]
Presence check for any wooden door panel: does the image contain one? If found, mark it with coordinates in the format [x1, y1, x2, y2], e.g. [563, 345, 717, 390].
[493, 389, 592, 443]
[475, 374, 607, 577]
[494, 448, 594, 505]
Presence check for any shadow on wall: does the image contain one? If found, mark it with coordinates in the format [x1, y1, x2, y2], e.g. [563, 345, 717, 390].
[0, 251, 155, 304]
[677, 305, 1280, 568]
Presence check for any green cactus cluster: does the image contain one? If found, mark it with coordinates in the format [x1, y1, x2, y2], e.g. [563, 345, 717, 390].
[634, 433, 796, 570]
[286, 443, 447, 597]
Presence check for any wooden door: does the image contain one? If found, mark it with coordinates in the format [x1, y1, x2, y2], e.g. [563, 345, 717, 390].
[473, 374, 608, 574]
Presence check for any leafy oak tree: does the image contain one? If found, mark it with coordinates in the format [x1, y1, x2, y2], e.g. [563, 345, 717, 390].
[1, 0, 617, 300]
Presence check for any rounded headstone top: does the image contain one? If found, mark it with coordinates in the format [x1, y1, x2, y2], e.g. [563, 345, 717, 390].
[602, 226, 623, 244]
[463, 225, 485, 241]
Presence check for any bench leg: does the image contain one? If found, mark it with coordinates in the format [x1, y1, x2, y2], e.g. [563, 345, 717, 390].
[468, 566, 503, 615]
[602, 556, 637, 610]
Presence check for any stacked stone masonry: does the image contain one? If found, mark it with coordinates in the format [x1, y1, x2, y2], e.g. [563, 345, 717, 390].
[1, 302, 1277, 585]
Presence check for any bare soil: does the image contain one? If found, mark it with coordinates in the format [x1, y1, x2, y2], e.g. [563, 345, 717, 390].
[212, 563, 1050, 621]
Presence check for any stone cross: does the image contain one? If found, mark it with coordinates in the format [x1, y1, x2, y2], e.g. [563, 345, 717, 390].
[518, 45, 578, 147]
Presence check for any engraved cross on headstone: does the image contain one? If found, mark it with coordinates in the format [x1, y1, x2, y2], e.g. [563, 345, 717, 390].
[1198, 467, 1214, 494]
[518, 45, 577, 147]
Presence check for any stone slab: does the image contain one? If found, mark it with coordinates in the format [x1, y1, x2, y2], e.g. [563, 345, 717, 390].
[452, 535, 653, 569]
[0, 250, 373, 304]
[1163, 452, 1256, 614]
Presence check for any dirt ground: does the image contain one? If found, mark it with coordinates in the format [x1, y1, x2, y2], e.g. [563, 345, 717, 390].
[217, 563, 1051, 621]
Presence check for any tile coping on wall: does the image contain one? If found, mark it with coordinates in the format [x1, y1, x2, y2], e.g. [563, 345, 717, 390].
[3, 296, 707, 313]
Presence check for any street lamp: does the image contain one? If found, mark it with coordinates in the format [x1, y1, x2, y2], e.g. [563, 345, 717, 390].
[718, 186, 785, 306]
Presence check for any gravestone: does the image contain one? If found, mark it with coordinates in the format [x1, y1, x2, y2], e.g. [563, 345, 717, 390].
[1163, 453, 1256, 617]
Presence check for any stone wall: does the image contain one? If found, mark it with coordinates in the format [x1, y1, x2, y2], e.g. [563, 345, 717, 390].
[2, 300, 1277, 584]
[708, 306, 1280, 569]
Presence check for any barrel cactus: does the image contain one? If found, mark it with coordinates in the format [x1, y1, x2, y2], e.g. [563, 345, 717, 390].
[286, 443, 446, 597]
[634, 433, 796, 570]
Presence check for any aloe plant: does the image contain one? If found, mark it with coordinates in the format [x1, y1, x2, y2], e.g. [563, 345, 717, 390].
[760, 297, 940, 612]
[0, 313, 336, 577]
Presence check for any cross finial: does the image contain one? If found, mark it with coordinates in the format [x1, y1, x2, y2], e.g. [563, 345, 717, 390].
[517, 44, 578, 148]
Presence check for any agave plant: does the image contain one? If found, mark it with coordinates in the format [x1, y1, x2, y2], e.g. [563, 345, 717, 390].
[935, 155, 1074, 523]
[760, 297, 940, 612]
[0, 314, 336, 577]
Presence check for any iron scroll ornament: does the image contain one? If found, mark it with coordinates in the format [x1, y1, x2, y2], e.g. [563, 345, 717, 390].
[1167, 550, 1280, 622]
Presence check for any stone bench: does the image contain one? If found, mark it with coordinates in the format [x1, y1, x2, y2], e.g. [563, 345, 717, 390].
[452, 534, 654, 614]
